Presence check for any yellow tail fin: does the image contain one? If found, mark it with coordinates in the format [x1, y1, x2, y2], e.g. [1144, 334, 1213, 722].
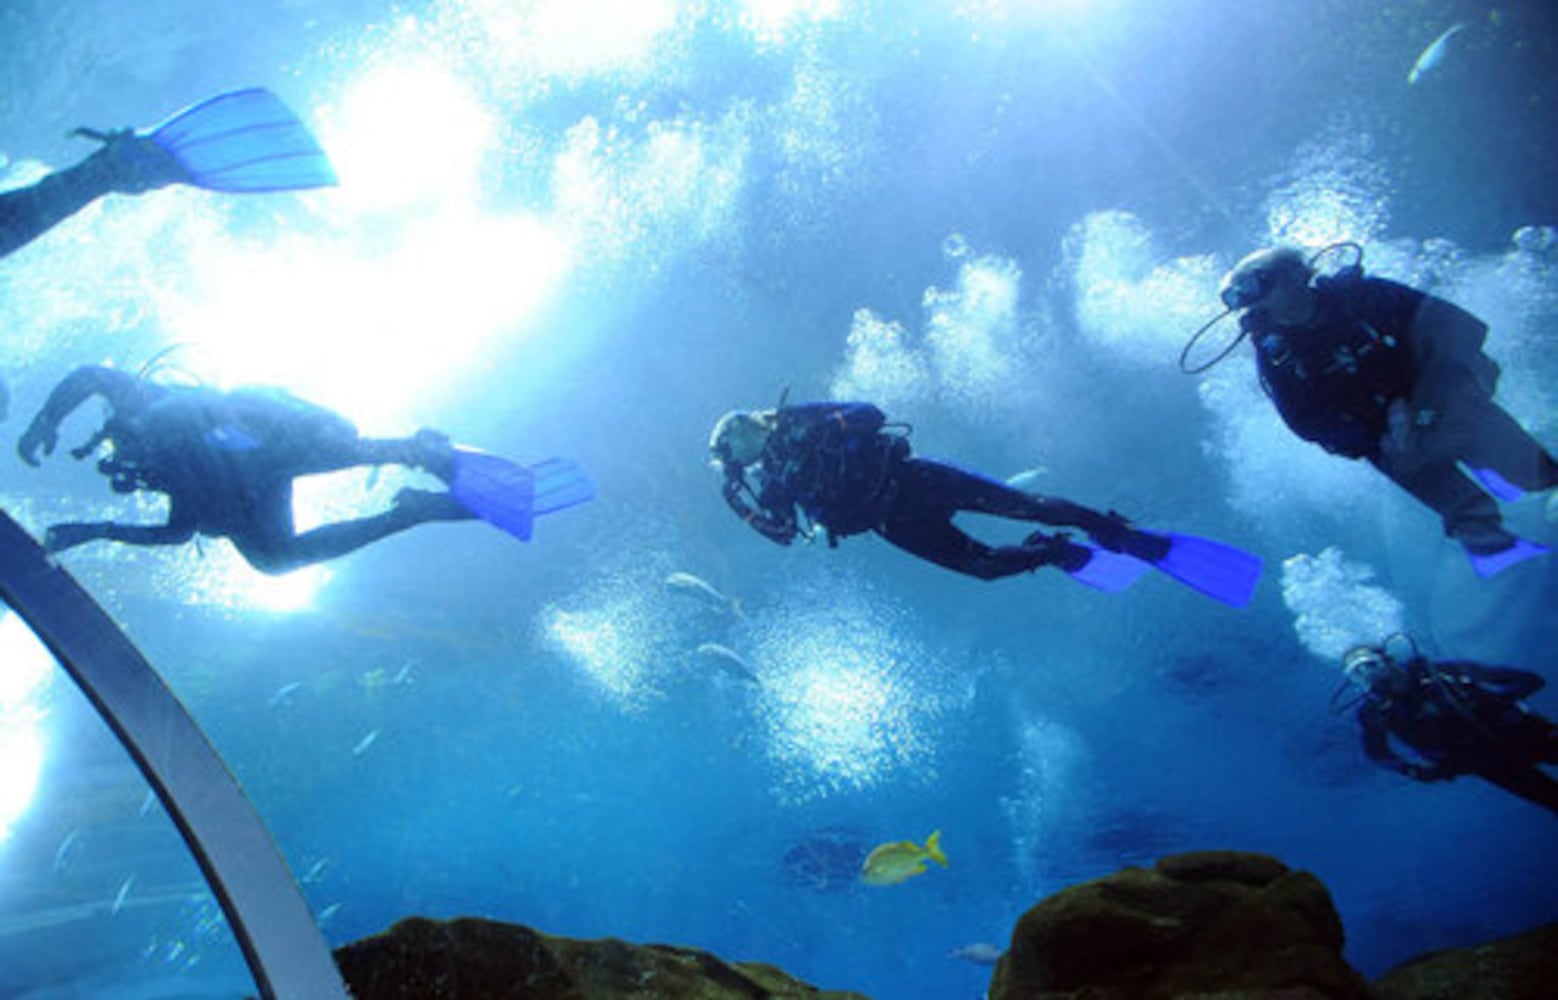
[925, 829, 949, 868]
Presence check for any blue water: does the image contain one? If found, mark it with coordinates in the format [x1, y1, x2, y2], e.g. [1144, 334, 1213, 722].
[1, 2, 1556, 997]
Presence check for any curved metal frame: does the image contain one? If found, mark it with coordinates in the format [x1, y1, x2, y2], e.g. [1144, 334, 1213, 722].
[0, 511, 348, 999]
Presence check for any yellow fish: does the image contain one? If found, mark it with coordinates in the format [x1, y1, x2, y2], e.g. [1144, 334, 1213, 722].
[859, 830, 948, 886]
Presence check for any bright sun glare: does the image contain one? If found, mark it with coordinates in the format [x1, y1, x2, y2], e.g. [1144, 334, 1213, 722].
[0, 614, 54, 843]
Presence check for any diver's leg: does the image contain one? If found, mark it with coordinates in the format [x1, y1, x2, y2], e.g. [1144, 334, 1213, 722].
[44, 520, 194, 553]
[1370, 451, 1511, 554]
[876, 515, 1034, 580]
[876, 510, 1085, 581]
[898, 458, 1122, 537]
[1471, 765, 1558, 816]
[1449, 394, 1558, 493]
[230, 489, 471, 575]
[349, 431, 457, 482]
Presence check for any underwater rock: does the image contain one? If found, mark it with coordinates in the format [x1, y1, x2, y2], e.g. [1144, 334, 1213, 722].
[1370, 921, 1558, 1000]
[987, 849, 1369, 1000]
[334, 915, 869, 999]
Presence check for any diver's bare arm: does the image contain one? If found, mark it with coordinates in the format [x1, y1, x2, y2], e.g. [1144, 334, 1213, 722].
[18, 366, 151, 466]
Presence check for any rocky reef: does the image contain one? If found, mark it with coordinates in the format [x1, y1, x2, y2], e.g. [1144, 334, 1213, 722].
[334, 915, 868, 1000]
[335, 851, 1557, 998]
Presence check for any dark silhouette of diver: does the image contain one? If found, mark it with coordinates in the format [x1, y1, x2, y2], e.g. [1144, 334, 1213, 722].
[0, 131, 186, 260]
[1216, 246, 1556, 577]
[1339, 640, 1558, 815]
[708, 401, 1261, 605]
[17, 365, 473, 573]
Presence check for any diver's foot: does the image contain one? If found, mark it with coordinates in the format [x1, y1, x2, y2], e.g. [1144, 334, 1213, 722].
[1464, 536, 1551, 579]
[411, 429, 457, 483]
[1022, 531, 1090, 573]
[392, 488, 470, 523]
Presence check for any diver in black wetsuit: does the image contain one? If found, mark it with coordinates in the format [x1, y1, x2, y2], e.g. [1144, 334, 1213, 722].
[1219, 246, 1557, 576]
[18, 365, 472, 574]
[708, 401, 1178, 582]
[1340, 642, 1558, 815]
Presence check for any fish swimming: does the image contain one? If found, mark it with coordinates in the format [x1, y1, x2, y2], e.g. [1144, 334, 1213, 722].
[695, 643, 762, 685]
[949, 942, 1003, 966]
[352, 729, 380, 757]
[860, 829, 948, 886]
[268, 681, 303, 708]
[1408, 23, 1465, 85]
[1005, 466, 1048, 493]
[666, 572, 743, 617]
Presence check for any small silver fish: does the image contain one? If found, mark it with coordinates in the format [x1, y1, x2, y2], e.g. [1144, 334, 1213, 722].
[950, 942, 1004, 966]
[1005, 466, 1048, 493]
[268, 681, 303, 709]
[111, 875, 135, 916]
[301, 857, 330, 884]
[666, 572, 743, 617]
[1408, 23, 1465, 85]
[352, 730, 380, 757]
[695, 643, 762, 685]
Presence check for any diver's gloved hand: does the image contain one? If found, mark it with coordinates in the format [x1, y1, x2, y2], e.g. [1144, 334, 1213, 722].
[1381, 398, 1438, 462]
[77, 128, 187, 194]
[17, 418, 59, 467]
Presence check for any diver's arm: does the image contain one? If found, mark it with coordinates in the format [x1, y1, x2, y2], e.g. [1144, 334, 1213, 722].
[1452, 661, 1545, 701]
[1359, 705, 1449, 781]
[18, 366, 152, 466]
[723, 475, 797, 545]
[0, 132, 185, 259]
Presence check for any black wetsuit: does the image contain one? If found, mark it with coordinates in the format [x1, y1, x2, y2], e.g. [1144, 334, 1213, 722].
[1248, 272, 1557, 551]
[1357, 657, 1558, 814]
[721, 402, 1136, 580]
[18, 365, 464, 574]
[1249, 273, 1422, 460]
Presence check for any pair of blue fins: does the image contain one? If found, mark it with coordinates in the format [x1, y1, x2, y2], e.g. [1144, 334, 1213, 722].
[1060, 459, 1553, 606]
[101, 87, 594, 542]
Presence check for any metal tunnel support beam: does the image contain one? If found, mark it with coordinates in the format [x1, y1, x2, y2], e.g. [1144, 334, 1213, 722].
[0, 511, 348, 1000]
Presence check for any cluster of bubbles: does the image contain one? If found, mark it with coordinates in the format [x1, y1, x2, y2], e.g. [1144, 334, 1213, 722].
[830, 235, 1035, 421]
[747, 578, 957, 803]
[1279, 548, 1405, 663]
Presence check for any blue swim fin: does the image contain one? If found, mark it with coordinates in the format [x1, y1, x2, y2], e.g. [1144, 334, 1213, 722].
[147, 88, 337, 193]
[530, 457, 596, 516]
[1066, 543, 1154, 592]
[1466, 465, 1526, 503]
[450, 449, 536, 542]
[1132, 531, 1264, 607]
[449, 450, 595, 542]
[1469, 537, 1550, 578]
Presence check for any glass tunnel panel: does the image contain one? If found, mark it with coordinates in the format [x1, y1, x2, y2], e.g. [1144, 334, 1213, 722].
[0, 605, 258, 996]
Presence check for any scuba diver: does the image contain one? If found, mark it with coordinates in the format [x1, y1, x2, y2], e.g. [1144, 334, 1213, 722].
[18, 365, 592, 573]
[1, 87, 335, 259]
[1338, 639, 1558, 815]
[708, 401, 1262, 606]
[1201, 245, 1556, 578]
